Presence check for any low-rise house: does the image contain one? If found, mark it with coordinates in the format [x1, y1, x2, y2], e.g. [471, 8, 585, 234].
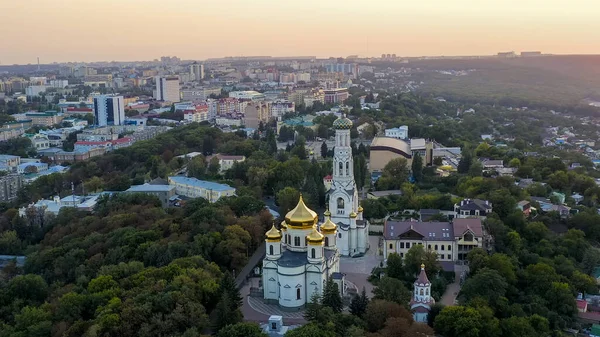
[572, 193, 584, 204]
[516, 200, 531, 216]
[205, 154, 245, 173]
[454, 199, 492, 219]
[367, 190, 403, 199]
[167, 176, 235, 202]
[481, 159, 504, 170]
[0, 155, 21, 172]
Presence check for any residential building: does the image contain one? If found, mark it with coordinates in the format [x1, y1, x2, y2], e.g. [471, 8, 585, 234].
[217, 98, 239, 115]
[0, 175, 23, 201]
[323, 88, 349, 104]
[183, 103, 210, 123]
[125, 184, 177, 208]
[154, 76, 180, 102]
[244, 101, 271, 129]
[0, 155, 21, 172]
[215, 116, 243, 127]
[270, 100, 295, 119]
[328, 115, 369, 256]
[93, 95, 125, 126]
[27, 134, 50, 150]
[168, 176, 235, 202]
[369, 137, 412, 172]
[228, 90, 265, 101]
[262, 196, 341, 309]
[454, 199, 492, 218]
[189, 63, 204, 81]
[383, 218, 484, 264]
[25, 85, 47, 98]
[517, 200, 531, 216]
[205, 154, 245, 172]
[180, 87, 222, 102]
[385, 126, 409, 140]
[25, 111, 64, 126]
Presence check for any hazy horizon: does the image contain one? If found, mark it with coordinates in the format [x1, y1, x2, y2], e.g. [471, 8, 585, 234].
[1, 0, 599, 64]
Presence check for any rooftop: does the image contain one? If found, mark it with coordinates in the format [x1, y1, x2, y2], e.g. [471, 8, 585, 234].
[452, 218, 483, 237]
[168, 176, 235, 192]
[370, 137, 411, 157]
[384, 221, 454, 241]
[126, 184, 175, 193]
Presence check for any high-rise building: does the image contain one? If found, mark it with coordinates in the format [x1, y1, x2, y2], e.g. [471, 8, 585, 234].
[154, 76, 180, 102]
[93, 95, 125, 126]
[328, 115, 369, 256]
[0, 174, 23, 202]
[189, 63, 204, 81]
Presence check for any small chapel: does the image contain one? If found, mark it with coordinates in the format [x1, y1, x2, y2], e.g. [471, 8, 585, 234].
[410, 264, 434, 322]
[262, 195, 342, 309]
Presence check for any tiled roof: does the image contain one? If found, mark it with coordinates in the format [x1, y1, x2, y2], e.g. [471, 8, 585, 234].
[452, 218, 483, 237]
[458, 199, 492, 211]
[384, 221, 454, 241]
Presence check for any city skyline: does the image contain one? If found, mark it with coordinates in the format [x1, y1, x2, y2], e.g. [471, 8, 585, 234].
[1, 0, 599, 64]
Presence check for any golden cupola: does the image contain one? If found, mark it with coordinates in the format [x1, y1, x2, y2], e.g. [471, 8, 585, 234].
[358, 205, 364, 213]
[285, 195, 318, 228]
[280, 220, 288, 231]
[306, 227, 325, 244]
[265, 224, 282, 242]
[349, 211, 358, 218]
[321, 212, 337, 235]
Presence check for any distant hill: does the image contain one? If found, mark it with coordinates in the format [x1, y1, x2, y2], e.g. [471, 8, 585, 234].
[405, 55, 600, 109]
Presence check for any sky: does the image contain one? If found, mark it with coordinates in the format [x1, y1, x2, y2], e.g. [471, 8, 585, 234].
[1, 0, 599, 64]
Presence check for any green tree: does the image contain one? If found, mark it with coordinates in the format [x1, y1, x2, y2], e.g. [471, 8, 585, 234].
[364, 299, 412, 332]
[412, 152, 423, 182]
[187, 155, 207, 179]
[360, 199, 388, 220]
[349, 287, 369, 318]
[404, 244, 440, 278]
[373, 277, 411, 305]
[284, 323, 336, 337]
[500, 316, 537, 337]
[217, 322, 267, 337]
[212, 293, 242, 331]
[321, 142, 328, 158]
[457, 150, 473, 174]
[322, 277, 343, 313]
[434, 306, 483, 337]
[377, 158, 409, 190]
[304, 292, 323, 322]
[276, 187, 301, 215]
[385, 252, 405, 280]
[458, 268, 508, 307]
[208, 156, 221, 176]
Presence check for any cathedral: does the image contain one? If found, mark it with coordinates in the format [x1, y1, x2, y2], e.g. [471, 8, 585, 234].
[262, 195, 341, 309]
[410, 264, 434, 322]
[328, 115, 369, 256]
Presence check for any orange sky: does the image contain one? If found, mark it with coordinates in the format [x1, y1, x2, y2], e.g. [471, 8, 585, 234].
[1, 0, 598, 64]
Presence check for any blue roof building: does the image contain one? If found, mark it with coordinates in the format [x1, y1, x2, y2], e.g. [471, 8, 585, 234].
[168, 176, 236, 202]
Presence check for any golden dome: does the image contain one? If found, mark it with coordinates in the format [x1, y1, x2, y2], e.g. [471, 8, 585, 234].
[320, 218, 337, 234]
[280, 220, 287, 231]
[349, 211, 358, 218]
[324, 208, 331, 217]
[358, 205, 364, 213]
[306, 227, 324, 244]
[265, 224, 282, 241]
[285, 195, 318, 227]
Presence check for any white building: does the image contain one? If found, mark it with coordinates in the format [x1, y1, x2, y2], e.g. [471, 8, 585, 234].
[181, 87, 222, 103]
[228, 90, 265, 101]
[206, 154, 246, 173]
[154, 76, 180, 102]
[262, 196, 341, 309]
[215, 117, 243, 127]
[270, 100, 295, 119]
[25, 85, 47, 97]
[49, 80, 69, 88]
[328, 115, 369, 256]
[189, 63, 204, 81]
[167, 176, 235, 202]
[385, 126, 409, 140]
[93, 95, 125, 126]
[410, 264, 434, 323]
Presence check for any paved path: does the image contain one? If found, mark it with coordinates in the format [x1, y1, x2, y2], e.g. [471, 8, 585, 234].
[440, 264, 468, 306]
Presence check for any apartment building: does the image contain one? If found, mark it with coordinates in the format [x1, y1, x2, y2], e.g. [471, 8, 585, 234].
[244, 101, 270, 128]
[0, 175, 23, 202]
[154, 76, 180, 102]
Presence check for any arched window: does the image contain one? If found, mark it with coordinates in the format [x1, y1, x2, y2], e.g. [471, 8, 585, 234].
[425, 288, 429, 296]
[435, 245, 438, 250]
[311, 248, 315, 258]
[448, 245, 452, 251]
[420, 288, 424, 295]
[346, 161, 349, 175]
[339, 162, 343, 175]
[269, 245, 274, 255]
[441, 245, 445, 251]
[337, 197, 344, 209]
[294, 236, 300, 246]
[338, 232, 342, 238]
[297, 288, 301, 300]
[325, 237, 329, 246]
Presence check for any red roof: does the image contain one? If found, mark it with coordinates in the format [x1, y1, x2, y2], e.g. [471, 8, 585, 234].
[415, 265, 430, 286]
[324, 175, 332, 180]
[577, 299, 588, 310]
[67, 107, 93, 112]
[111, 137, 132, 144]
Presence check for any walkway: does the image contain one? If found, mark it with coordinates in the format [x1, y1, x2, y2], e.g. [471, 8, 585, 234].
[439, 264, 468, 306]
